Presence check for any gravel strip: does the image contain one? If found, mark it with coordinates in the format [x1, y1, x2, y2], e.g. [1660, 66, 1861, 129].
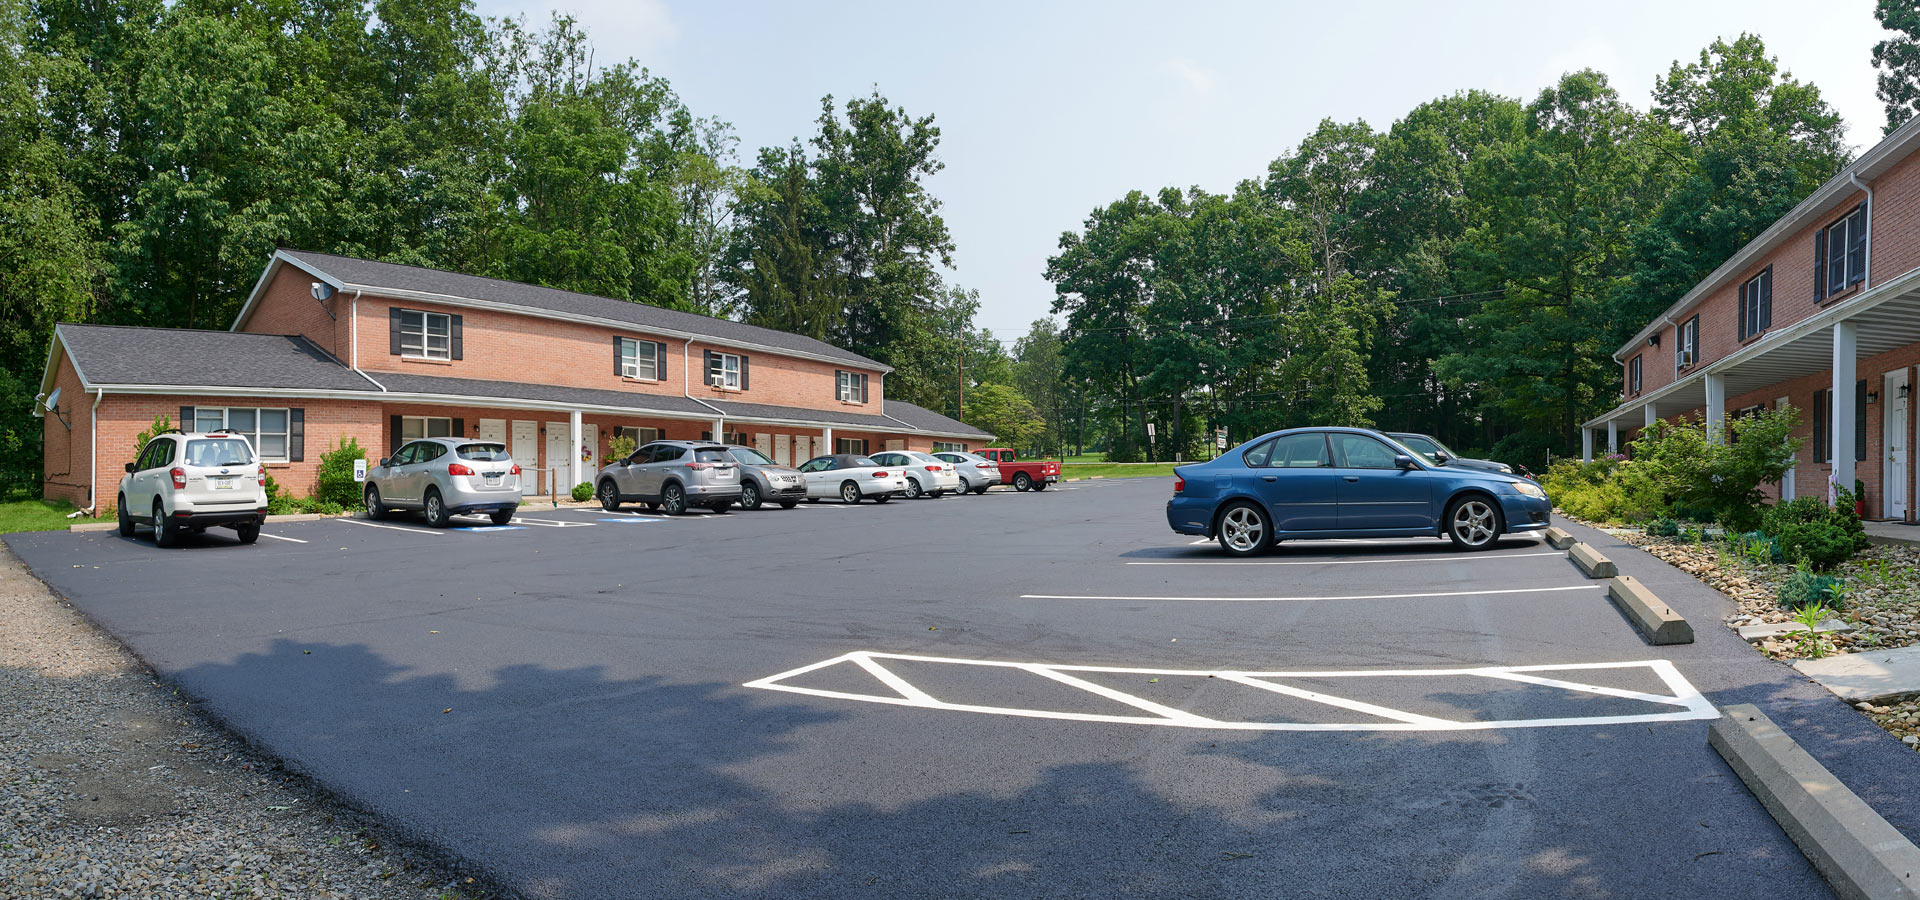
[0, 543, 506, 899]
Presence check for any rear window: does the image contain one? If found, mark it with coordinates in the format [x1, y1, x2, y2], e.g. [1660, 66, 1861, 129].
[457, 443, 511, 462]
[851, 456, 879, 467]
[695, 449, 734, 464]
[184, 438, 253, 467]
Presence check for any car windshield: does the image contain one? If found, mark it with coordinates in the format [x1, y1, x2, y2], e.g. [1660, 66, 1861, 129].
[695, 448, 734, 464]
[184, 438, 252, 466]
[1394, 435, 1444, 464]
[730, 447, 775, 466]
[456, 442, 510, 462]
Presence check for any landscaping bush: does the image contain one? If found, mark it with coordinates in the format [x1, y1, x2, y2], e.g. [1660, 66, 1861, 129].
[1540, 457, 1660, 523]
[1774, 521, 1861, 571]
[1624, 408, 1799, 532]
[570, 481, 592, 502]
[1777, 565, 1848, 610]
[312, 500, 344, 516]
[608, 433, 636, 463]
[314, 437, 368, 509]
[1645, 517, 1679, 537]
[1758, 490, 1868, 571]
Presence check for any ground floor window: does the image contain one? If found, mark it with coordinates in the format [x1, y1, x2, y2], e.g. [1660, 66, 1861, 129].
[835, 437, 868, 455]
[701, 430, 749, 445]
[402, 416, 453, 441]
[614, 425, 662, 446]
[932, 441, 967, 453]
[194, 407, 291, 462]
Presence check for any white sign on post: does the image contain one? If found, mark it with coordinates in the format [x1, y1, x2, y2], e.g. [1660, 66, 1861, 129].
[353, 459, 368, 483]
[1146, 422, 1155, 439]
[1216, 428, 1228, 450]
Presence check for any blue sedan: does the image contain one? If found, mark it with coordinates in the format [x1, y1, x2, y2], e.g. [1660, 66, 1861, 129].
[1165, 427, 1552, 557]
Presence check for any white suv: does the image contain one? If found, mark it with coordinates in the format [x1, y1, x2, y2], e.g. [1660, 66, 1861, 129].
[117, 431, 270, 546]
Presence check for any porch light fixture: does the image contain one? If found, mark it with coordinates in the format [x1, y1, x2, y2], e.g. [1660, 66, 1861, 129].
[1648, 335, 1660, 347]
[1867, 390, 1879, 404]
[1902, 383, 1912, 399]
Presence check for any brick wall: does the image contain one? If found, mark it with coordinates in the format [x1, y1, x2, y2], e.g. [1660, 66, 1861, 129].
[240, 265, 344, 359]
[40, 347, 92, 508]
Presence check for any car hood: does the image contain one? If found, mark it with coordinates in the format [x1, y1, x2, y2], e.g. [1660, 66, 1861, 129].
[746, 465, 802, 477]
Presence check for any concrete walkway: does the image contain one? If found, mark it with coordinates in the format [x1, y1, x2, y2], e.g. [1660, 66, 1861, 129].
[1866, 520, 1920, 549]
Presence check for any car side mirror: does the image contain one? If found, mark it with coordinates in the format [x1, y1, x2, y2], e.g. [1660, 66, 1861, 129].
[1432, 452, 1451, 465]
[124, 462, 136, 473]
[378, 458, 389, 467]
[1394, 454, 1417, 469]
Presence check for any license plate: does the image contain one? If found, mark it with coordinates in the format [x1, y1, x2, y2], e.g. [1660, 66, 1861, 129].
[212, 478, 234, 490]
[484, 474, 501, 486]
[718, 470, 734, 479]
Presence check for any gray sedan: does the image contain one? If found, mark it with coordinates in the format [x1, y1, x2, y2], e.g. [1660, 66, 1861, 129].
[365, 438, 522, 527]
[934, 451, 1001, 495]
[725, 445, 806, 510]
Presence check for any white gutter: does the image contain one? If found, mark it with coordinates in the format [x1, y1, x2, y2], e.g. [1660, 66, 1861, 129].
[680, 337, 726, 420]
[1850, 171, 1874, 289]
[349, 290, 386, 391]
[82, 389, 103, 514]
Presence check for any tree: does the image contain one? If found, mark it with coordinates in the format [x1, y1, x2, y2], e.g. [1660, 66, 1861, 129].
[1876, 0, 1920, 134]
[960, 383, 1042, 450]
[1014, 319, 1069, 456]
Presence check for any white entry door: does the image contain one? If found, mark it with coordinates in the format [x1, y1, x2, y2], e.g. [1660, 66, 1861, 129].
[546, 421, 571, 494]
[477, 418, 506, 443]
[1888, 371, 1910, 520]
[775, 434, 792, 466]
[1774, 397, 1795, 501]
[580, 423, 599, 479]
[512, 420, 538, 495]
[794, 435, 811, 463]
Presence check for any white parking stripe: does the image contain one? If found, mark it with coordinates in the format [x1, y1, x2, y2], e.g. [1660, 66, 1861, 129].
[342, 519, 442, 536]
[1018, 585, 1603, 603]
[1127, 551, 1561, 567]
[257, 532, 308, 543]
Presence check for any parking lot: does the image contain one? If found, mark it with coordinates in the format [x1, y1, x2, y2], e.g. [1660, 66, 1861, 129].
[10, 477, 1920, 899]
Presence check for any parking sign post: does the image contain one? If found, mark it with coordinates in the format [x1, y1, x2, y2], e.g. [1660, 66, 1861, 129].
[353, 459, 367, 483]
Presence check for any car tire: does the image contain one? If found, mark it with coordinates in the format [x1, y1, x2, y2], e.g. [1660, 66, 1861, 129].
[740, 482, 762, 510]
[1032, 479, 1048, 492]
[904, 478, 923, 499]
[1013, 472, 1032, 492]
[930, 490, 944, 499]
[710, 501, 733, 513]
[974, 485, 989, 495]
[661, 483, 687, 516]
[957, 476, 971, 494]
[235, 520, 261, 544]
[153, 499, 179, 548]
[840, 481, 861, 504]
[491, 508, 516, 526]
[873, 494, 892, 504]
[1445, 495, 1503, 551]
[117, 495, 134, 537]
[422, 489, 451, 528]
[598, 480, 622, 511]
[365, 485, 388, 520]
[1215, 501, 1270, 557]
[779, 501, 798, 509]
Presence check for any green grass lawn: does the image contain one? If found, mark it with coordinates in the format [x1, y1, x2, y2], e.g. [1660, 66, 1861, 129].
[1057, 462, 1182, 479]
[0, 499, 84, 534]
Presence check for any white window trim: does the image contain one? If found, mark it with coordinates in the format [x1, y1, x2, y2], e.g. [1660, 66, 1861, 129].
[194, 406, 291, 462]
[400, 310, 452, 360]
[932, 441, 965, 453]
[620, 339, 660, 381]
[710, 352, 743, 390]
[838, 371, 868, 403]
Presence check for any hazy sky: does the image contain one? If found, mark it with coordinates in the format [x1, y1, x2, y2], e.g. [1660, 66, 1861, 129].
[474, 0, 1894, 340]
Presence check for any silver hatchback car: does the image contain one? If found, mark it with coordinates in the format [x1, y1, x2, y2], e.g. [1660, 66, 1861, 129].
[724, 445, 806, 510]
[365, 438, 522, 527]
[594, 440, 742, 515]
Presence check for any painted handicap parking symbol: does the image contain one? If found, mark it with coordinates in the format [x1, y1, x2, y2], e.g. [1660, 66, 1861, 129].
[746, 652, 1717, 732]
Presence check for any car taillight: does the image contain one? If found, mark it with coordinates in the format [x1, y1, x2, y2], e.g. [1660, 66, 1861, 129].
[254, 466, 266, 485]
[510, 464, 522, 475]
[977, 462, 990, 468]
[447, 462, 476, 476]
[1173, 477, 1185, 494]
[871, 470, 889, 477]
[170, 467, 186, 489]
[924, 465, 942, 472]
[686, 461, 712, 470]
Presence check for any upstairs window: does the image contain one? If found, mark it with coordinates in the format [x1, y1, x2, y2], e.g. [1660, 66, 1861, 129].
[1817, 204, 1867, 300]
[1675, 315, 1700, 370]
[705, 351, 746, 390]
[398, 310, 452, 359]
[1738, 267, 1772, 341]
[617, 338, 663, 381]
[1628, 355, 1642, 396]
[836, 370, 870, 403]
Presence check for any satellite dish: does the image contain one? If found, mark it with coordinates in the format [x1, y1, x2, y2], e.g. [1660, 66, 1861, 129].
[310, 282, 335, 301]
[43, 387, 60, 411]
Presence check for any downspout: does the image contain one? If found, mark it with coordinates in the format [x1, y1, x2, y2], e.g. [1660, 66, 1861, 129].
[349, 290, 386, 391]
[682, 337, 726, 423]
[82, 389, 103, 515]
[1849, 171, 1874, 289]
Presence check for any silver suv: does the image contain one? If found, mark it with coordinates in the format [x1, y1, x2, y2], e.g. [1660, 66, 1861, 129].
[724, 445, 806, 510]
[117, 431, 269, 546]
[594, 440, 742, 515]
[365, 438, 522, 527]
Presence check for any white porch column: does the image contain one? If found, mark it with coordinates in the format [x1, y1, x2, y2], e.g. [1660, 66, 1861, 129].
[1581, 428, 1594, 463]
[1606, 420, 1619, 454]
[1833, 322, 1858, 500]
[568, 409, 583, 490]
[1704, 372, 1726, 445]
[1644, 402, 1658, 428]
[713, 418, 725, 442]
[822, 426, 834, 455]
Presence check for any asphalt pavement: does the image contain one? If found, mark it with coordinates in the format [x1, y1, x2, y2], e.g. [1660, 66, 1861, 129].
[10, 479, 1920, 899]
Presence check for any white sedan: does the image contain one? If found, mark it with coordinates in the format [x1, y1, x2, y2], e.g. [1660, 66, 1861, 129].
[870, 450, 962, 498]
[796, 454, 908, 503]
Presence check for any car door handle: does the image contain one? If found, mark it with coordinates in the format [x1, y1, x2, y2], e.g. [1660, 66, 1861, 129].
[1262, 475, 1277, 482]
[1342, 476, 1360, 482]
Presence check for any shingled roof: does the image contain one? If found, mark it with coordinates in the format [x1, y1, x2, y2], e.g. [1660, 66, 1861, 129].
[55, 324, 381, 392]
[273, 250, 888, 371]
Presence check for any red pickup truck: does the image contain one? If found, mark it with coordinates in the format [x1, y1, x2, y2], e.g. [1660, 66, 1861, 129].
[979, 448, 1059, 492]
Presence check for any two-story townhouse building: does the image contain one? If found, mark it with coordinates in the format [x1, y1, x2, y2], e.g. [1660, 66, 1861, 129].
[34, 250, 992, 511]
[1581, 119, 1920, 523]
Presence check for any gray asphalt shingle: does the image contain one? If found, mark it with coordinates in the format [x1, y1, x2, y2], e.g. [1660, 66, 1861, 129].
[369, 372, 719, 416]
[57, 324, 380, 391]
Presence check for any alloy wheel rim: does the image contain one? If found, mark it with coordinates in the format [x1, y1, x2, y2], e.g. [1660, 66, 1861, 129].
[744, 484, 759, 507]
[1454, 501, 1495, 546]
[665, 487, 682, 513]
[1222, 507, 1264, 552]
[842, 484, 858, 502]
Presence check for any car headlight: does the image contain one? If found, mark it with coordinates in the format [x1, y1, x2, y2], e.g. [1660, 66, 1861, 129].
[1511, 481, 1545, 499]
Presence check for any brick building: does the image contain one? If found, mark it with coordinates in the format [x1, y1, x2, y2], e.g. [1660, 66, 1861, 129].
[1581, 119, 1920, 523]
[34, 250, 992, 511]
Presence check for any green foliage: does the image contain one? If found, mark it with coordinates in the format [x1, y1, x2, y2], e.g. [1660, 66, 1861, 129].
[570, 481, 592, 502]
[1876, 0, 1920, 133]
[608, 433, 636, 462]
[1760, 492, 1869, 570]
[1538, 457, 1659, 523]
[1646, 517, 1679, 537]
[0, 498, 79, 533]
[1790, 599, 1839, 659]
[1777, 563, 1848, 610]
[961, 383, 1045, 451]
[1775, 521, 1864, 572]
[1623, 407, 1800, 531]
[313, 437, 366, 509]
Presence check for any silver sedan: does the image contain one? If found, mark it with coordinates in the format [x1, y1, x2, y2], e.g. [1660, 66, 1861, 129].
[796, 454, 908, 503]
[934, 451, 1000, 495]
[365, 438, 521, 526]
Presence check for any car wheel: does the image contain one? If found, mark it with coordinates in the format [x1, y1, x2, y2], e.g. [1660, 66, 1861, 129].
[974, 485, 989, 495]
[117, 495, 134, 537]
[779, 501, 799, 509]
[661, 483, 686, 516]
[423, 489, 451, 528]
[153, 499, 179, 547]
[491, 508, 516, 526]
[840, 481, 861, 503]
[1032, 479, 1048, 492]
[1446, 496, 1503, 550]
[1013, 472, 1032, 491]
[740, 482, 762, 510]
[904, 478, 923, 499]
[365, 485, 388, 520]
[235, 520, 261, 544]
[1215, 502, 1270, 557]
[930, 490, 944, 499]
[957, 476, 971, 494]
[873, 494, 892, 504]
[598, 480, 622, 511]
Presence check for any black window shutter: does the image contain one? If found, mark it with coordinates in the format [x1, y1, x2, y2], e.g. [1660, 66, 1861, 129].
[390, 308, 404, 355]
[390, 415, 403, 457]
[1856, 379, 1868, 462]
[450, 314, 463, 359]
[655, 342, 668, 381]
[1814, 228, 1827, 300]
[740, 355, 749, 391]
[1738, 281, 1748, 339]
[704, 350, 718, 386]
[179, 406, 194, 431]
[1813, 390, 1827, 463]
[452, 417, 464, 440]
[860, 374, 869, 403]
[1760, 268, 1772, 329]
[615, 337, 625, 376]
[289, 408, 305, 462]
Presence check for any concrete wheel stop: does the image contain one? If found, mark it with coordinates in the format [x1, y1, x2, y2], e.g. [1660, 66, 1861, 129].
[1606, 575, 1693, 645]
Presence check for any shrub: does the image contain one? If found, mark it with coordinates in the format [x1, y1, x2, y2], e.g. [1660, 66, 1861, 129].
[1778, 565, 1848, 610]
[1775, 521, 1860, 571]
[312, 500, 344, 516]
[1625, 408, 1799, 531]
[1645, 517, 1679, 537]
[314, 437, 367, 509]
[570, 481, 592, 502]
[1540, 458, 1660, 524]
[1759, 491, 1868, 568]
[608, 433, 636, 463]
